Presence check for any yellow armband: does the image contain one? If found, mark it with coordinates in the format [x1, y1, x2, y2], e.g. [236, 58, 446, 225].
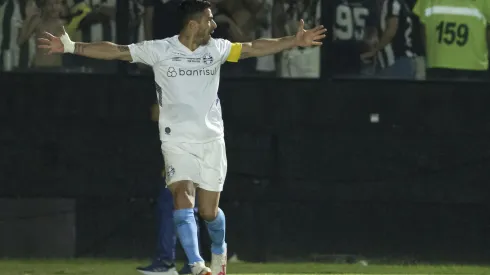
[226, 43, 242, 62]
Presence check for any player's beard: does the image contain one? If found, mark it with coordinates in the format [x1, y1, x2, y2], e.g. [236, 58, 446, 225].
[199, 29, 212, 45]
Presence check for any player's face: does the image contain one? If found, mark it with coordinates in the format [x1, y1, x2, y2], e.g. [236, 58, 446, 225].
[197, 8, 217, 45]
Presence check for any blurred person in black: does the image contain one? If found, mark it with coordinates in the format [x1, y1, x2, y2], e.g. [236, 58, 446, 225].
[360, 0, 416, 79]
[213, 0, 265, 76]
[144, 0, 180, 40]
[254, 0, 275, 77]
[405, 0, 425, 80]
[327, 0, 378, 77]
[1, 0, 24, 71]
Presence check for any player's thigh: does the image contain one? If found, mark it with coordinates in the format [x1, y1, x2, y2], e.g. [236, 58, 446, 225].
[198, 138, 227, 193]
[162, 141, 201, 186]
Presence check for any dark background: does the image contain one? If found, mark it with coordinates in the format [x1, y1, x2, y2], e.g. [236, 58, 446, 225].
[1, 73, 490, 264]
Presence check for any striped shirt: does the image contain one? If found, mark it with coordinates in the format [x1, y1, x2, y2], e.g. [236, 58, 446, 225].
[377, 0, 415, 68]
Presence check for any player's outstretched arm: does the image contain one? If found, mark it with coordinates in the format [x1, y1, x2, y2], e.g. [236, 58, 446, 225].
[38, 28, 133, 61]
[239, 19, 326, 59]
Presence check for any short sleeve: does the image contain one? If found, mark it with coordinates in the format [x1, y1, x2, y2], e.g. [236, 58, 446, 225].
[128, 40, 163, 66]
[214, 38, 232, 64]
[412, 0, 426, 23]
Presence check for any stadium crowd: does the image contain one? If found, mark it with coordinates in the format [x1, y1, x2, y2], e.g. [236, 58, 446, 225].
[0, 0, 489, 80]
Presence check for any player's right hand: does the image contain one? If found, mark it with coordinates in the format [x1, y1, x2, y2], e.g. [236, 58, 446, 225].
[38, 31, 65, 54]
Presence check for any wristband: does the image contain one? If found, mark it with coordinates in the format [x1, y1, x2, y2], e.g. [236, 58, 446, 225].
[60, 33, 75, 53]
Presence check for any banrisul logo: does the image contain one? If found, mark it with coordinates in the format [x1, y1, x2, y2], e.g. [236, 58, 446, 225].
[167, 66, 218, 77]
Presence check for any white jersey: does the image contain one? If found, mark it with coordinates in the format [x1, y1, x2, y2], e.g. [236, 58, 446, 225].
[128, 35, 236, 143]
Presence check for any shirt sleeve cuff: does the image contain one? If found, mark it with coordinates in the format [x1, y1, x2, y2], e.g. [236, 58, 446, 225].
[128, 43, 139, 64]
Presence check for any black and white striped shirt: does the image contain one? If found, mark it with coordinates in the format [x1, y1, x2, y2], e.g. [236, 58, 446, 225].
[0, 0, 22, 71]
[1, 0, 41, 71]
[377, 0, 415, 68]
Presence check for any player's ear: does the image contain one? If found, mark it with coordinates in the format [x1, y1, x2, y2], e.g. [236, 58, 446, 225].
[188, 20, 199, 31]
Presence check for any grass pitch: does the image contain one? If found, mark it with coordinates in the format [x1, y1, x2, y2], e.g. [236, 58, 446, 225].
[0, 259, 489, 275]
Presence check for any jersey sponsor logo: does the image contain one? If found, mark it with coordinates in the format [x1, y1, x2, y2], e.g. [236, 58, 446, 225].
[167, 66, 218, 77]
[167, 67, 178, 77]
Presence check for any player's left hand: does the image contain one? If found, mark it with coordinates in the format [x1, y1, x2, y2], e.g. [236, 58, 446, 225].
[38, 30, 65, 54]
[295, 19, 327, 47]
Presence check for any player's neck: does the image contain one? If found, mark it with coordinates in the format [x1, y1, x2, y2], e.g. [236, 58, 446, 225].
[178, 33, 200, 52]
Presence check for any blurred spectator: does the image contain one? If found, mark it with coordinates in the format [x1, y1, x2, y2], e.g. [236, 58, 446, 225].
[360, 0, 416, 79]
[413, 0, 489, 81]
[64, 0, 117, 72]
[254, 0, 275, 77]
[75, 0, 116, 43]
[327, 0, 378, 77]
[145, 0, 180, 40]
[127, 0, 179, 74]
[17, 0, 65, 70]
[274, 0, 321, 78]
[215, 0, 264, 76]
[0, 0, 24, 71]
[1, 0, 40, 71]
[64, 0, 90, 41]
[405, 0, 425, 80]
[215, 0, 263, 41]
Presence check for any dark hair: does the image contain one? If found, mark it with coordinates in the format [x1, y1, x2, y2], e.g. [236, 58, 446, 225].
[179, 0, 212, 29]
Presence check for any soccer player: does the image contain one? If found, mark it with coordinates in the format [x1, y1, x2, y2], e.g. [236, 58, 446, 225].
[413, 0, 490, 80]
[37, 1, 326, 275]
